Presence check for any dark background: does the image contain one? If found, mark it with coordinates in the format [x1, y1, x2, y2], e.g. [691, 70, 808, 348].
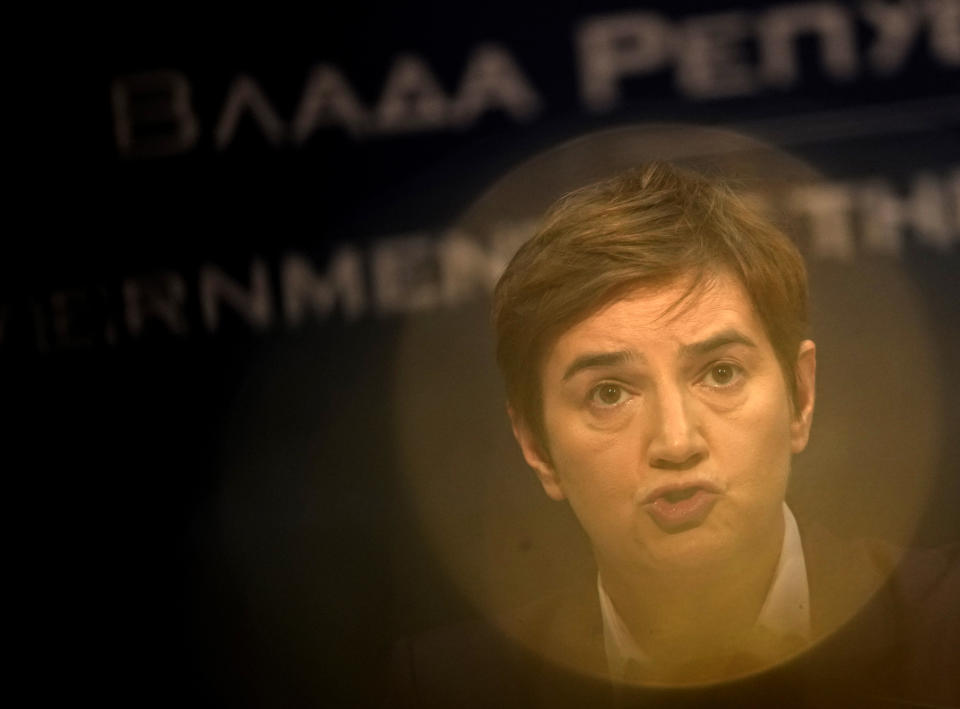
[10, 2, 958, 706]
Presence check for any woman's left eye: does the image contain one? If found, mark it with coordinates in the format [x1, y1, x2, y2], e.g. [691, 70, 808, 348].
[702, 363, 743, 388]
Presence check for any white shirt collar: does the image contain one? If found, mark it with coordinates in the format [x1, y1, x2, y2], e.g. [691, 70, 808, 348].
[598, 503, 810, 678]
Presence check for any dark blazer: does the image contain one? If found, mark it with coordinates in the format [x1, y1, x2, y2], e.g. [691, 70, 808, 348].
[385, 524, 959, 708]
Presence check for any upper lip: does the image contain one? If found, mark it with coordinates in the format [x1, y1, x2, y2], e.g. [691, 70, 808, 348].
[642, 479, 722, 504]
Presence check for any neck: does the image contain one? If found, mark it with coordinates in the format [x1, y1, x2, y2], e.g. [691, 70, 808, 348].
[599, 513, 785, 669]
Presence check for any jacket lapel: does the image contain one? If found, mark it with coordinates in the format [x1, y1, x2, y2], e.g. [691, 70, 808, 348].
[797, 520, 901, 670]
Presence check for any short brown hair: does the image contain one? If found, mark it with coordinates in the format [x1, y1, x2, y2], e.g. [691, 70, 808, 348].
[492, 162, 808, 447]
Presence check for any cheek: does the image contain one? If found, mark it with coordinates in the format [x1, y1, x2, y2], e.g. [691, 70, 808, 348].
[554, 436, 624, 488]
[547, 416, 640, 498]
[719, 391, 794, 484]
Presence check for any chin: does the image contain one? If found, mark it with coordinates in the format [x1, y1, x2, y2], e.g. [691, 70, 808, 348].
[632, 526, 740, 572]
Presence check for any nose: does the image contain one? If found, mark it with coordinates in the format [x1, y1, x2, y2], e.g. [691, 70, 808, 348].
[647, 383, 706, 471]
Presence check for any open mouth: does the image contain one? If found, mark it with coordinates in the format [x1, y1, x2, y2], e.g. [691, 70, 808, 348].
[643, 483, 721, 532]
[662, 487, 700, 503]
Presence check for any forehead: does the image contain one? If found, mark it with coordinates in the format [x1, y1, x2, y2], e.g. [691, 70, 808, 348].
[548, 273, 768, 360]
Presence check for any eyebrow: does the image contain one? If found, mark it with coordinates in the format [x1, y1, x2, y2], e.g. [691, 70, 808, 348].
[560, 329, 757, 381]
[562, 350, 641, 381]
[679, 329, 758, 358]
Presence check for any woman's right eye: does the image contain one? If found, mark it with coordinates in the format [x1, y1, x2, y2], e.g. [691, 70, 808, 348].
[590, 383, 627, 407]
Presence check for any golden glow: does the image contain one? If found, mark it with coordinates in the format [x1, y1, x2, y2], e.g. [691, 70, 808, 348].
[392, 124, 941, 687]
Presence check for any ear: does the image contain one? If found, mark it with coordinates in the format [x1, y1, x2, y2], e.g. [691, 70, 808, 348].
[508, 405, 566, 501]
[790, 340, 816, 454]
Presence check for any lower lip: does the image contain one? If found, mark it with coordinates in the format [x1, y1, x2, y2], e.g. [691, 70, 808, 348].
[644, 489, 720, 533]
